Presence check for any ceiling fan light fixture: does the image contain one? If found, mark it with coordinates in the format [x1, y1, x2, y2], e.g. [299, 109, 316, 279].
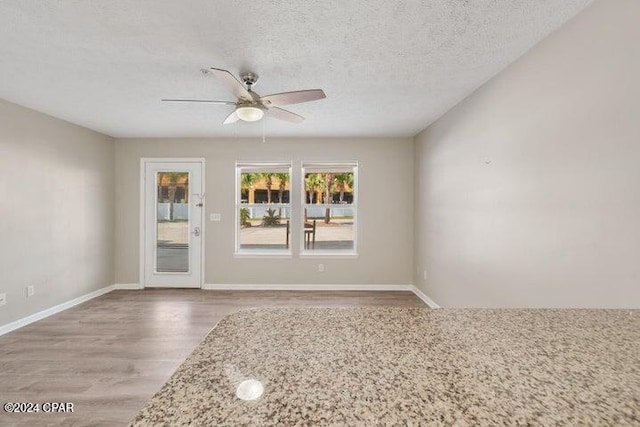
[236, 106, 264, 122]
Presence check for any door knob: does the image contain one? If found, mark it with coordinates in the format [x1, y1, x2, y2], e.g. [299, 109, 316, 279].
[192, 226, 201, 237]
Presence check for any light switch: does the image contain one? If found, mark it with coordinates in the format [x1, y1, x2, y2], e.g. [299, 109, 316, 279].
[210, 213, 221, 222]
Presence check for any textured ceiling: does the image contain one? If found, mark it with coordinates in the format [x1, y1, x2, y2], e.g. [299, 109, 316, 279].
[0, 0, 592, 138]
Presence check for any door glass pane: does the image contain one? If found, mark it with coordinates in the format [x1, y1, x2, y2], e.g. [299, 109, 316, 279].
[156, 172, 189, 272]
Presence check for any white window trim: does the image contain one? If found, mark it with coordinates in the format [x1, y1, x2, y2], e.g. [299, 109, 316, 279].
[234, 252, 293, 259]
[299, 252, 359, 259]
[234, 161, 293, 257]
[300, 162, 359, 257]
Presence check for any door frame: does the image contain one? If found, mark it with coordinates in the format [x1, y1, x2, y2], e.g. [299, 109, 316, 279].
[139, 157, 205, 288]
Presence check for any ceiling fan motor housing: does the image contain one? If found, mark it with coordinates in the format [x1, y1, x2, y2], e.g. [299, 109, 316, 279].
[240, 72, 259, 88]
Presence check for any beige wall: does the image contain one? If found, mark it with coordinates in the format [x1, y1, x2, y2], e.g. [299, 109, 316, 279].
[414, 0, 640, 308]
[0, 99, 115, 325]
[4, 0, 635, 326]
[115, 137, 414, 285]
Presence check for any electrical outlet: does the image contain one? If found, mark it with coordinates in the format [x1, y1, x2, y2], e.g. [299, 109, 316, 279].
[318, 264, 325, 273]
[423, 270, 427, 281]
[0, 293, 6, 307]
[27, 285, 35, 297]
[210, 213, 221, 221]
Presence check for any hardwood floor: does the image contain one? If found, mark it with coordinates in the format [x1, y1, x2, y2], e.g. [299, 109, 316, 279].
[0, 289, 425, 427]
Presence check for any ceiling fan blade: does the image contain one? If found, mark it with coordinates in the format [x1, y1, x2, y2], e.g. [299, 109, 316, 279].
[205, 68, 253, 102]
[260, 89, 326, 107]
[162, 99, 236, 105]
[223, 110, 240, 125]
[265, 107, 305, 123]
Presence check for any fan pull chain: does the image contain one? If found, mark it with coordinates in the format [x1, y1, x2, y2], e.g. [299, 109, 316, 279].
[262, 117, 266, 143]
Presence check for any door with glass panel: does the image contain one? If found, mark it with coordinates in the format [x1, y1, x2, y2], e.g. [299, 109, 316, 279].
[143, 160, 203, 287]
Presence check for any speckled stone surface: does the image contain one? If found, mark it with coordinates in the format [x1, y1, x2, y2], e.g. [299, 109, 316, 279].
[130, 308, 639, 426]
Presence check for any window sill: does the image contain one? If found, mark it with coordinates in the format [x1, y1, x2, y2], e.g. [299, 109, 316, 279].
[299, 252, 359, 259]
[234, 252, 293, 259]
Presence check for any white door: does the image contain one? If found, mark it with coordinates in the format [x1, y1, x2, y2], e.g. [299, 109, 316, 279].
[142, 159, 204, 288]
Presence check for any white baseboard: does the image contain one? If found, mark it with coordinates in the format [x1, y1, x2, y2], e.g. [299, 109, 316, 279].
[113, 283, 144, 290]
[203, 283, 414, 291]
[0, 284, 117, 336]
[202, 284, 441, 308]
[410, 285, 441, 308]
[1, 283, 440, 336]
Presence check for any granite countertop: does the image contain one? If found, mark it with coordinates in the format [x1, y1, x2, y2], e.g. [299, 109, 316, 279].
[130, 307, 639, 426]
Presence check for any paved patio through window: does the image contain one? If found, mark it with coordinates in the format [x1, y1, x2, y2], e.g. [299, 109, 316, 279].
[240, 221, 354, 251]
[155, 220, 354, 269]
[157, 221, 189, 272]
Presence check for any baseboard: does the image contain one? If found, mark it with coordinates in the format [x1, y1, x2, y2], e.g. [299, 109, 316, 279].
[113, 283, 144, 290]
[202, 284, 441, 308]
[204, 283, 441, 307]
[0, 283, 440, 336]
[410, 285, 441, 308]
[0, 284, 117, 336]
[203, 283, 414, 291]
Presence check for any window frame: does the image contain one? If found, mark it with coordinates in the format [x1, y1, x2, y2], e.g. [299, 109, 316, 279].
[234, 161, 293, 258]
[299, 161, 359, 258]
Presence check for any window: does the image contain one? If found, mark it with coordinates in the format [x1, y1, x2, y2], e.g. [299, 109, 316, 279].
[236, 162, 292, 255]
[301, 162, 358, 255]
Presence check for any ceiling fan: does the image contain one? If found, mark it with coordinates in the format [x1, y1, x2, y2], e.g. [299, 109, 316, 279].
[162, 68, 326, 124]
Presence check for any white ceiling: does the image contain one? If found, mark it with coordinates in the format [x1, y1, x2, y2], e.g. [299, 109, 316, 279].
[0, 0, 592, 138]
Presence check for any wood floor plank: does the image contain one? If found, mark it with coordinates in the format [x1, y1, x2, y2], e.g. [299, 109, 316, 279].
[0, 289, 424, 426]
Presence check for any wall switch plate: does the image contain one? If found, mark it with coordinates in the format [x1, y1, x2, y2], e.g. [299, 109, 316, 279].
[27, 285, 35, 297]
[423, 270, 428, 281]
[318, 264, 325, 273]
[0, 293, 6, 307]
[210, 213, 221, 221]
